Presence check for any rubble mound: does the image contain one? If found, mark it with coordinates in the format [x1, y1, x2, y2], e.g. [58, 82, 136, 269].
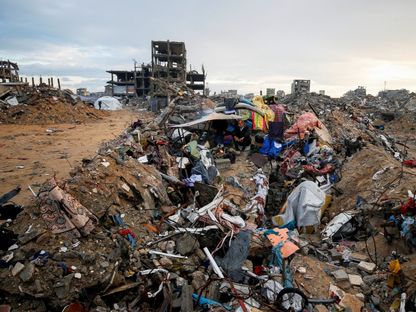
[0, 86, 108, 125]
[0, 98, 108, 125]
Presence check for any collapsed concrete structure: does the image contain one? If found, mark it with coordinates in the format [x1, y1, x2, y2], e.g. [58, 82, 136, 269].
[106, 41, 206, 99]
[0, 60, 20, 83]
[291, 79, 311, 94]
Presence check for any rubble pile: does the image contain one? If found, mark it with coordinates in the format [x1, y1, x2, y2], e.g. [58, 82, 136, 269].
[0, 87, 416, 312]
[280, 92, 341, 117]
[0, 84, 107, 124]
[150, 78, 216, 125]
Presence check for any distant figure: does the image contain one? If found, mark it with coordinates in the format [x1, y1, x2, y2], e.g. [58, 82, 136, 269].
[98, 101, 102, 110]
[234, 120, 252, 151]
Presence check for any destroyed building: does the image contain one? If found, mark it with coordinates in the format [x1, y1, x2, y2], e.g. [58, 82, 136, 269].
[152, 41, 186, 85]
[106, 41, 205, 99]
[266, 88, 275, 96]
[0, 60, 19, 83]
[187, 68, 206, 93]
[291, 79, 311, 94]
[76, 88, 88, 96]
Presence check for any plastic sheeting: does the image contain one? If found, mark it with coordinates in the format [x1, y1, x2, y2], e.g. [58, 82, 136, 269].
[275, 181, 325, 229]
[284, 112, 324, 140]
[321, 211, 355, 240]
[169, 113, 241, 128]
[94, 96, 122, 110]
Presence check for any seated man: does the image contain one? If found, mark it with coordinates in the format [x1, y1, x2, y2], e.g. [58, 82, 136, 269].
[233, 120, 252, 151]
[211, 119, 228, 147]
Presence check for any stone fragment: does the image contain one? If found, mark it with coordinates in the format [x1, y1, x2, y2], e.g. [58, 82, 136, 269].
[370, 294, 381, 306]
[358, 261, 376, 273]
[332, 269, 348, 281]
[330, 249, 342, 261]
[176, 234, 199, 255]
[339, 293, 364, 311]
[11, 262, 25, 276]
[181, 284, 193, 312]
[191, 271, 206, 290]
[19, 263, 35, 282]
[350, 252, 368, 262]
[348, 274, 363, 286]
[215, 158, 231, 170]
[159, 257, 173, 268]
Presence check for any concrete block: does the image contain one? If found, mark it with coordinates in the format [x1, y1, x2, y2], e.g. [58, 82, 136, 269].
[350, 252, 368, 262]
[11, 262, 25, 276]
[332, 269, 348, 281]
[348, 274, 363, 286]
[358, 261, 376, 273]
[215, 158, 231, 170]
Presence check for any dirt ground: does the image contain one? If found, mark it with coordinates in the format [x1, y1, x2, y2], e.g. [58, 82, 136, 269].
[0, 109, 141, 206]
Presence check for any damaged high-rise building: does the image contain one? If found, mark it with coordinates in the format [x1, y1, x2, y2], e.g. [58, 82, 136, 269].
[107, 63, 151, 97]
[107, 41, 205, 98]
[291, 79, 311, 94]
[152, 41, 187, 85]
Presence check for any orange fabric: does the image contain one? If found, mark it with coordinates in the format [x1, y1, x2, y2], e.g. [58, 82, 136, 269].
[266, 228, 299, 258]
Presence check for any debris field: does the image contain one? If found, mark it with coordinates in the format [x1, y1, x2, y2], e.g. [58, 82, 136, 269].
[1, 74, 416, 312]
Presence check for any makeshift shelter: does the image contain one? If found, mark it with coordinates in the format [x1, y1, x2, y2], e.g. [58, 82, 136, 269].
[169, 112, 241, 129]
[214, 98, 275, 131]
[94, 96, 122, 111]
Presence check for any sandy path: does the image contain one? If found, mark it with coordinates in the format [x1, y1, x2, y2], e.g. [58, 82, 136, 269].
[0, 109, 140, 205]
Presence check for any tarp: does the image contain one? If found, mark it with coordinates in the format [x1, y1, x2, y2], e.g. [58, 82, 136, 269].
[252, 96, 275, 130]
[214, 102, 265, 116]
[273, 181, 326, 229]
[321, 211, 355, 240]
[169, 112, 241, 128]
[284, 112, 324, 140]
[5, 96, 19, 106]
[94, 96, 122, 110]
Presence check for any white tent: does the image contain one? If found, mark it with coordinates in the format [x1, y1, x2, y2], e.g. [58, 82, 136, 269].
[94, 96, 122, 111]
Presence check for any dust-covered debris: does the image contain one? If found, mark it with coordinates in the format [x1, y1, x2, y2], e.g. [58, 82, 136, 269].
[1, 74, 416, 312]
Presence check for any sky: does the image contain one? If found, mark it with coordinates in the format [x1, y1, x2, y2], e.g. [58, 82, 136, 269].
[1, 0, 416, 97]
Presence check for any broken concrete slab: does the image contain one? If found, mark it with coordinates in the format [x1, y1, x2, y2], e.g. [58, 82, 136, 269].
[339, 293, 364, 311]
[11, 262, 25, 276]
[332, 269, 349, 281]
[215, 158, 231, 170]
[350, 252, 368, 262]
[358, 261, 376, 273]
[19, 262, 35, 282]
[348, 274, 363, 286]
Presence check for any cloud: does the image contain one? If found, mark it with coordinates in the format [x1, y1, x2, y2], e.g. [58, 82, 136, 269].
[1, 0, 416, 96]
